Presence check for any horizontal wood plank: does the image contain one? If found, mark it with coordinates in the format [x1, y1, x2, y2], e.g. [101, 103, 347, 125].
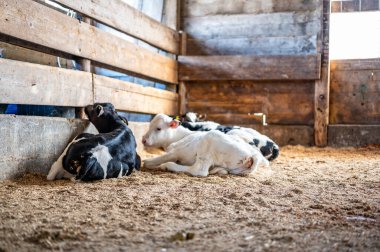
[183, 0, 322, 17]
[179, 55, 321, 80]
[0, 0, 177, 84]
[328, 125, 380, 147]
[93, 75, 178, 115]
[183, 12, 321, 40]
[53, 0, 179, 54]
[0, 42, 74, 68]
[187, 35, 318, 56]
[185, 81, 314, 125]
[331, 59, 380, 71]
[243, 125, 314, 146]
[0, 58, 93, 106]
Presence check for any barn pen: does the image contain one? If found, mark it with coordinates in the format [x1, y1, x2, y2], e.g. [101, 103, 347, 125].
[0, 0, 379, 251]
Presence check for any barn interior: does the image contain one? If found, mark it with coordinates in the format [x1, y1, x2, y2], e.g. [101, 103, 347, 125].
[0, 0, 379, 251]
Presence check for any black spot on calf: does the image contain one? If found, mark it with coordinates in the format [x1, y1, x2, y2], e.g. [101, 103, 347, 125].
[260, 141, 274, 158]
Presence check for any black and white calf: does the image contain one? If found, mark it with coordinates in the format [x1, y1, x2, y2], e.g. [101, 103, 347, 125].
[180, 112, 280, 161]
[47, 103, 141, 181]
[142, 114, 269, 177]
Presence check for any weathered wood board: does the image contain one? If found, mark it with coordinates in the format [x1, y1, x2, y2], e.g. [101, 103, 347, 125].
[328, 125, 380, 147]
[94, 75, 178, 115]
[0, 42, 74, 68]
[245, 124, 314, 146]
[183, 12, 321, 40]
[179, 55, 321, 81]
[330, 59, 380, 124]
[53, 0, 179, 54]
[314, 0, 330, 147]
[187, 35, 318, 56]
[183, 0, 322, 17]
[185, 81, 315, 125]
[182, 0, 322, 56]
[0, 0, 177, 84]
[0, 58, 93, 106]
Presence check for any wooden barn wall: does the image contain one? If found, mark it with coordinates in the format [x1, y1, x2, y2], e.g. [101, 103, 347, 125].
[181, 0, 323, 145]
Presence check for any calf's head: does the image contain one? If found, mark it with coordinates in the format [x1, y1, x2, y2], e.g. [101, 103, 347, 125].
[142, 114, 180, 148]
[85, 103, 128, 133]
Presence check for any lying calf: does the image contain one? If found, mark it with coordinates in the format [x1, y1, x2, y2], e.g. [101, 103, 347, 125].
[47, 103, 140, 181]
[180, 112, 279, 161]
[142, 114, 268, 176]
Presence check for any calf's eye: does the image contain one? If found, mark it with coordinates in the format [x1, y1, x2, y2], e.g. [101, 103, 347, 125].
[156, 128, 161, 131]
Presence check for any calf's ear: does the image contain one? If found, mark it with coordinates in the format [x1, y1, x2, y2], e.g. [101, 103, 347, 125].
[118, 115, 129, 125]
[169, 119, 180, 128]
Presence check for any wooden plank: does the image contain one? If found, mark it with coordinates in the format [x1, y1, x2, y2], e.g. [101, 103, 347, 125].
[0, 58, 93, 106]
[178, 32, 188, 115]
[183, 0, 322, 17]
[0, 0, 177, 84]
[242, 125, 314, 146]
[93, 75, 178, 115]
[76, 16, 93, 119]
[328, 125, 380, 147]
[186, 81, 315, 125]
[52, 0, 179, 54]
[183, 12, 321, 40]
[330, 69, 380, 124]
[314, 0, 330, 146]
[331, 59, 380, 71]
[187, 35, 318, 56]
[0, 42, 74, 68]
[179, 55, 321, 81]
[162, 0, 178, 30]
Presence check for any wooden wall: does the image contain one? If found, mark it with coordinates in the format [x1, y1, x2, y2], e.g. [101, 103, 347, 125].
[180, 0, 323, 145]
[182, 0, 321, 56]
[330, 59, 380, 124]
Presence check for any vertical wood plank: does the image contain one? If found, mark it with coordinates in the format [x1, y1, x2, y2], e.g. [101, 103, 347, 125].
[77, 16, 92, 119]
[314, 0, 330, 146]
[178, 31, 187, 115]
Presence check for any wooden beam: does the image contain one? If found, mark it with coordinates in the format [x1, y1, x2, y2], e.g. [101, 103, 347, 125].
[0, 58, 93, 106]
[0, 0, 178, 84]
[178, 32, 188, 115]
[52, 0, 179, 54]
[77, 16, 92, 119]
[314, 0, 330, 146]
[179, 55, 321, 81]
[93, 75, 178, 115]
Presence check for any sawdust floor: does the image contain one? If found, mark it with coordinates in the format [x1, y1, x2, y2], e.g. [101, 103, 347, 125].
[0, 146, 379, 252]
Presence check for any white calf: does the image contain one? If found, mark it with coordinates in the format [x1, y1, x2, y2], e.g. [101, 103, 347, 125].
[142, 114, 268, 176]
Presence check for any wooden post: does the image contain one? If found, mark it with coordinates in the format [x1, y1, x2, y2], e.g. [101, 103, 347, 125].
[76, 16, 92, 119]
[314, 0, 331, 146]
[178, 31, 187, 115]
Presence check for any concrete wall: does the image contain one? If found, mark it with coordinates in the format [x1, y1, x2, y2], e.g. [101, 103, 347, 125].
[0, 115, 149, 180]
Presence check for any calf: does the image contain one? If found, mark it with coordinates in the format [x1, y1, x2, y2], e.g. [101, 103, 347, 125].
[142, 114, 268, 177]
[180, 112, 280, 161]
[47, 103, 141, 181]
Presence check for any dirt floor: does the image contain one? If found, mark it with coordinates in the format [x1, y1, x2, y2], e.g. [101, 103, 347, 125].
[0, 146, 379, 252]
